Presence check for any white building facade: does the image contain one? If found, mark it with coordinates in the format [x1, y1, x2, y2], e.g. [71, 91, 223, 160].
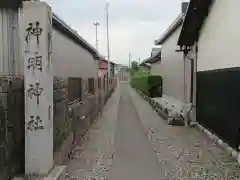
[154, 19, 185, 102]
[178, 0, 240, 149]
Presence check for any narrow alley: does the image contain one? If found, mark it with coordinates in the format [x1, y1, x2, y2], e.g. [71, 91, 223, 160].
[59, 83, 240, 180]
[2, 1, 240, 180]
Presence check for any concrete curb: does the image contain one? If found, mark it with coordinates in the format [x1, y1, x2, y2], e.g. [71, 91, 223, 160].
[136, 89, 167, 118]
[12, 165, 66, 180]
[135, 89, 175, 124]
[191, 122, 239, 161]
[134, 88, 240, 165]
[43, 165, 66, 180]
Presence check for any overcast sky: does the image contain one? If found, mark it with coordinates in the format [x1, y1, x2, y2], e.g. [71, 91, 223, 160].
[43, 0, 184, 65]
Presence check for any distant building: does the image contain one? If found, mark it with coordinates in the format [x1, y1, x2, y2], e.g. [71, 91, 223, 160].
[140, 51, 162, 73]
[98, 56, 116, 77]
[151, 48, 161, 57]
[114, 64, 121, 74]
[153, 2, 188, 103]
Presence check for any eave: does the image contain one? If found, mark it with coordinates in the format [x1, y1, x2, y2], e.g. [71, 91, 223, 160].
[177, 0, 214, 47]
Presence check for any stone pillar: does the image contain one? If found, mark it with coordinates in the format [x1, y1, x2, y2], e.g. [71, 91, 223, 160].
[23, 1, 53, 175]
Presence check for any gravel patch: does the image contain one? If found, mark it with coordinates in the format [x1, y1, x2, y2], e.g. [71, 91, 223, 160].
[130, 87, 240, 180]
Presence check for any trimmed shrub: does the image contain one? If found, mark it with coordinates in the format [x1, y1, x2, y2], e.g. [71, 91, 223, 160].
[131, 75, 162, 97]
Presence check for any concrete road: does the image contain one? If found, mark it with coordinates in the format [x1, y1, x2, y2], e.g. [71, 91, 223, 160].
[110, 85, 164, 180]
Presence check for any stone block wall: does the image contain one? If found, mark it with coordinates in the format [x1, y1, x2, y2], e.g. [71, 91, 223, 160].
[0, 76, 25, 180]
[53, 77, 69, 153]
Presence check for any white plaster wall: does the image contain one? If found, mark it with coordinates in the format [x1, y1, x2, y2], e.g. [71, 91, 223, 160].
[183, 45, 197, 105]
[151, 61, 162, 74]
[151, 26, 185, 102]
[198, 0, 240, 71]
[184, 57, 192, 103]
[151, 61, 163, 81]
[52, 28, 97, 78]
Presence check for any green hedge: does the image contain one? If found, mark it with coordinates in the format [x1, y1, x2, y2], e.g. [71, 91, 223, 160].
[131, 75, 162, 97]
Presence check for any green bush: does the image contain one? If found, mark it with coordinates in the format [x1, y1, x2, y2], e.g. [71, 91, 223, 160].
[131, 75, 162, 97]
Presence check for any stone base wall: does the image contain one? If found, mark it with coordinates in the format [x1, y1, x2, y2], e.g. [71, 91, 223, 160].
[53, 77, 117, 165]
[0, 76, 117, 176]
[53, 77, 72, 165]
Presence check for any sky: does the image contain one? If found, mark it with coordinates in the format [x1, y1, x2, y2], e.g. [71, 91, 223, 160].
[43, 0, 185, 65]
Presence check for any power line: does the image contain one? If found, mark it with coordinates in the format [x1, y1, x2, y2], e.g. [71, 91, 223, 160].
[106, 2, 110, 78]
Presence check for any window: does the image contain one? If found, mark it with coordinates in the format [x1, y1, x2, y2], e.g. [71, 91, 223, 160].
[88, 78, 95, 95]
[68, 77, 82, 103]
[98, 78, 101, 89]
[103, 75, 106, 90]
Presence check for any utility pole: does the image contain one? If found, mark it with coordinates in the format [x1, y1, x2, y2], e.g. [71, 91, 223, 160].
[106, 2, 111, 79]
[93, 22, 100, 51]
[129, 52, 132, 78]
[129, 53, 131, 69]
